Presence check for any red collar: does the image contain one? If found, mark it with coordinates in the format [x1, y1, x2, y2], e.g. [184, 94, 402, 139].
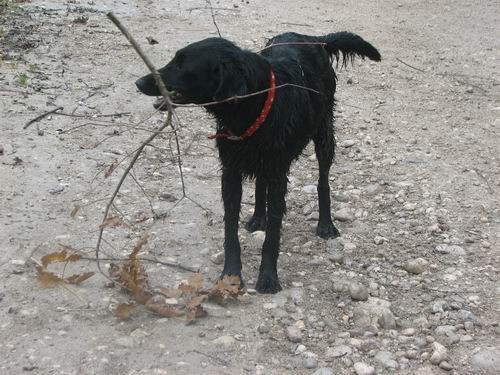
[208, 69, 276, 141]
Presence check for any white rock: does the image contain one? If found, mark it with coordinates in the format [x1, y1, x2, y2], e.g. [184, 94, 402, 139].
[429, 342, 448, 365]
[286, 326, 302, 343]
[354, 362, 375, 375]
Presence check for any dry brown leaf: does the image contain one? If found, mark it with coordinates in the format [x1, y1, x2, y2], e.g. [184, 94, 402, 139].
[65, 272, 95, 285]
[185, 295, 208, 310]
[187, 273, 203, 291]
[145, 298, 184, 318]
[100, 215, 125, 229]
[186, 304, 208, 324]
[178, 282, 195, 296]
[208, 275, 242, 306]
[70, 205, 81, 218]
[41, 251, 69, 268]
[132, 286, 154, 305]
[104, 160, 118, 178]
[158, 287, 183, 299]
[114, 303, 136, 320]
[36, 266, 62, 288]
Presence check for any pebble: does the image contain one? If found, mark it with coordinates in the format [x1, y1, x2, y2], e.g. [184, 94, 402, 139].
[303, 356, 318, 369]
[434, 244, 466, 256]
[378, 309, 397, 329]
[324, 345, 353, 360]
[328, 251, 344, 264]
[334, 208, 354, 222]
[429, 342, 448, 365]
[374, 236, 386, 245]
[286, 326, 303, 343]
[257, 323, 271, 334]
[340, 140, 356, 148]
[471, 349, 500, 373]
[312, 368, 334, 375]
[333, 192, 350, 202]
[10, 260, 26, 266]
[349, 283, 369, 301]
[404, 258, 428, 274]
[115, 337, 137, 349]
[401, 328, 416, 336]
[293, 344, 307, 355]
[303, 185, 317, 194]
[210, 252, 224, 265]
[212, 335, 235, 347]
[374, 351, 398, 369]
[439, 361, 453, 371]
[364, 184, 383, 196]
[353, 362, 376, 375]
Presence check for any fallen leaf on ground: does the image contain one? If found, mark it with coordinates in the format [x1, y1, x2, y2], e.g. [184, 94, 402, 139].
[65, 272, 95, 285]
[36, 266, 62, 288]
[114, 303, 136, 320]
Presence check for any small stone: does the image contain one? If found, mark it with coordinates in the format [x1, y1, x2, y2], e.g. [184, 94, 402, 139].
[353, 362, 375, 375]
[349, 283, 369, 301]
[325, 345, 353, 360]
[333, 192, 350, 202]
[429, 342, 447, 365]
[375, 351, 398, 369]
[364, 184, 383, 196]
[404, 258, 428, 274]
[401, 328, 416, 336]
[212, 335, 235, 347]
[303, 185, 317, 194]
[374, 236, 386, 245]
[210, 252, 224, 265]
[334, 208, 354, 222]
[115, 337, 137, 349]
[312, 368, 334, 375]
[378, 309, 397, 329]
[439, 361, 453, 371]
[10, 260, 26, 266]
[465, 87, 474, 94]
[341, 140, 356, 148]
[257, 323, 271, 334]
[328, 251, 344, 264]
[303, 357, 318, 369]
[435, 244, 466, 256]
[471, 349, 500, 373]
[293, 344, 307, 355]
[286, 326, 303, 343]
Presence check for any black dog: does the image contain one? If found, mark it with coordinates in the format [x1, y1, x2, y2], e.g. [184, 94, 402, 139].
[136, 32, 380, 293]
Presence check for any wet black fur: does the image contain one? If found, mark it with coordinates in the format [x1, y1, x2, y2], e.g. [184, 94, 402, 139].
[136, 32, 381, 293]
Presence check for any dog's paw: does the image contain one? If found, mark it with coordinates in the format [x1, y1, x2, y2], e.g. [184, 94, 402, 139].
[245, 215, 267, 232]
[316, 221, 340, 239]
[255, 271, 282, 294]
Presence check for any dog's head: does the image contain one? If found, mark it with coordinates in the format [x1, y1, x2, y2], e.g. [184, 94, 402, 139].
[135, 38, 248, 107]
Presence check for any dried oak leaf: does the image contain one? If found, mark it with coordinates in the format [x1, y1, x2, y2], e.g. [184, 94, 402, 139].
[104, 160, 118, 178]
[65, 272, 95, 285]
[36, 266, 62, 288]
[145, 297, 183, 318]
[41, 250, 81, 268]
[99, 215, 125, 229]
[185, 295, 208, 310]
[158, 287, 183, 299]
[132, 285, 154, 305]
[186, 304, 208, 324]
[187, 273, 203, 291]
[114, 303, 136, 320]
[208, 275, 242, 306]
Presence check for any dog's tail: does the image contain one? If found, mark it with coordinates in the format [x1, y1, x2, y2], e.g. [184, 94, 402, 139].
[319, 32, 381, 66]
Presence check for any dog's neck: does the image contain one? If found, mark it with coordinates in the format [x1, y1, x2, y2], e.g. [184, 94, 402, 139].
[207, 52, 272, 137]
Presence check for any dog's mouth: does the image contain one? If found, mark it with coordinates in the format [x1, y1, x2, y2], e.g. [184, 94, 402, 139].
[153, 91, 184, 110]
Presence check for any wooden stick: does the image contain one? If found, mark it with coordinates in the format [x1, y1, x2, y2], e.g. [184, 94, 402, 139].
[24, 106, 63, 129]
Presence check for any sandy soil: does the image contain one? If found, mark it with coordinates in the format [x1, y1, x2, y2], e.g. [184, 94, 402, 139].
[1, 0, 499, 374]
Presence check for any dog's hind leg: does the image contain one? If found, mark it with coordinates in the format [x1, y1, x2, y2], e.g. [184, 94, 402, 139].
[245, 176, 267, 232]
[314, 127, 340, 239]
[255, 174, 286, 293]
[221, 170, 244, 284]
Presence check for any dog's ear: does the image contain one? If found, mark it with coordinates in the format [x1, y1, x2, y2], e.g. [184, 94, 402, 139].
[213, 61, 248, 101]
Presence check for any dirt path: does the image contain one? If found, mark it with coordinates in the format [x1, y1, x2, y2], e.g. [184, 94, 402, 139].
[1, 1, 499, 374]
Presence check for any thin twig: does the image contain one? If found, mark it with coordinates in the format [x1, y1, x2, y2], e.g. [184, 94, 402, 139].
[24, 106, 64, 129]
[206, 0, 222, 37]
[395, 57, 426, 73]
[158, 83, 321, 110]
[80, 256, 199, 273]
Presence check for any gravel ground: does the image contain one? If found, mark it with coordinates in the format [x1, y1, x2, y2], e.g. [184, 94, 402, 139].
[1, 0, 499, 374]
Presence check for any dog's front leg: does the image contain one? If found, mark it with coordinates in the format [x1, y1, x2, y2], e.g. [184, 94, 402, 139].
[255, 175, 287, 293]
[221, 169, 243, 281]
